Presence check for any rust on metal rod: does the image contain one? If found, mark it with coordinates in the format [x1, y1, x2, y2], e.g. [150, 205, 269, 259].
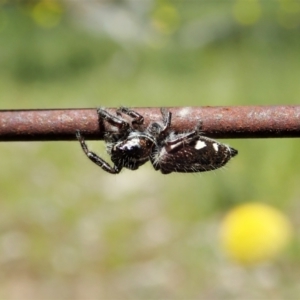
[0, 106, 299, 141]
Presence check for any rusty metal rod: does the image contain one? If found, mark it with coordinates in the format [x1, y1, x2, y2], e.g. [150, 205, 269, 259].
[0, 106, 299, 141]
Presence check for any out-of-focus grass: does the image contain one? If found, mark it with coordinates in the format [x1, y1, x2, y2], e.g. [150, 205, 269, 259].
[0, 1, 300, 299]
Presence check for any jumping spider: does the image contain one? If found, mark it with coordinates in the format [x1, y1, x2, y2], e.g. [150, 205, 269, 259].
[76, 107, 238, 174]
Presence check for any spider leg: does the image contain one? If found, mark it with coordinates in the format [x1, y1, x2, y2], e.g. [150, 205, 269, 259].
[164, 131, 199, 153]
[164, 119, 203, 152]
[160, 108, 172, 134]
[97, 108, 129, 132]
[195, 120, 203, 133]
[76, 130, 122, 174]
[116, 107, 144, 126]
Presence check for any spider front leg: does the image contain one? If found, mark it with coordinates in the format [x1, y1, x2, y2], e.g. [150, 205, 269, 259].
[97, 108, 130, 132]
[76, 130, 122, 174]
[116, 107, 144, 126]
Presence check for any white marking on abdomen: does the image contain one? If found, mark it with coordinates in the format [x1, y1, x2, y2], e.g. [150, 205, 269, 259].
[195, 140, 206, 150]
[213, 143, 219, 152]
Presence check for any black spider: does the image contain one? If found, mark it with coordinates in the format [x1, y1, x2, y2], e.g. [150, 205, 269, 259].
[76, 107, 238, 174]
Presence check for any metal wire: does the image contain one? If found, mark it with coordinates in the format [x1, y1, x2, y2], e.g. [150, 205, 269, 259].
[0, 106, 299, 141]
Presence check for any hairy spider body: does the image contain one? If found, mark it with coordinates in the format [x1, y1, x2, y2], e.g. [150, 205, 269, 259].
[151, 134, 237, 174]
[107, 132, 155, 171]
[76, 107, 237, 174]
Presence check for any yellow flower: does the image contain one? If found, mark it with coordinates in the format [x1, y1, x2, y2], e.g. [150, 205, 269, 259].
[151, 3, 180, 35]
[31, 0, 63, 29]
[220, 203, 292, 265]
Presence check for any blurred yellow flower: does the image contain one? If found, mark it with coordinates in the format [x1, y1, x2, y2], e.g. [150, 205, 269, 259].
[233, 0, 261, 26]
[31, 0, 63, 29]
[151, 3, 180, 35]
[220, 203, 292, 265]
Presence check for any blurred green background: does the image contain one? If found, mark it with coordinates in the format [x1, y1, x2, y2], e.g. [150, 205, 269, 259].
[0, 0, 300, 299]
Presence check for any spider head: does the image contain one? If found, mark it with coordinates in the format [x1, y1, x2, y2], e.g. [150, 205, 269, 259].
[110, 133, 155, 170]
